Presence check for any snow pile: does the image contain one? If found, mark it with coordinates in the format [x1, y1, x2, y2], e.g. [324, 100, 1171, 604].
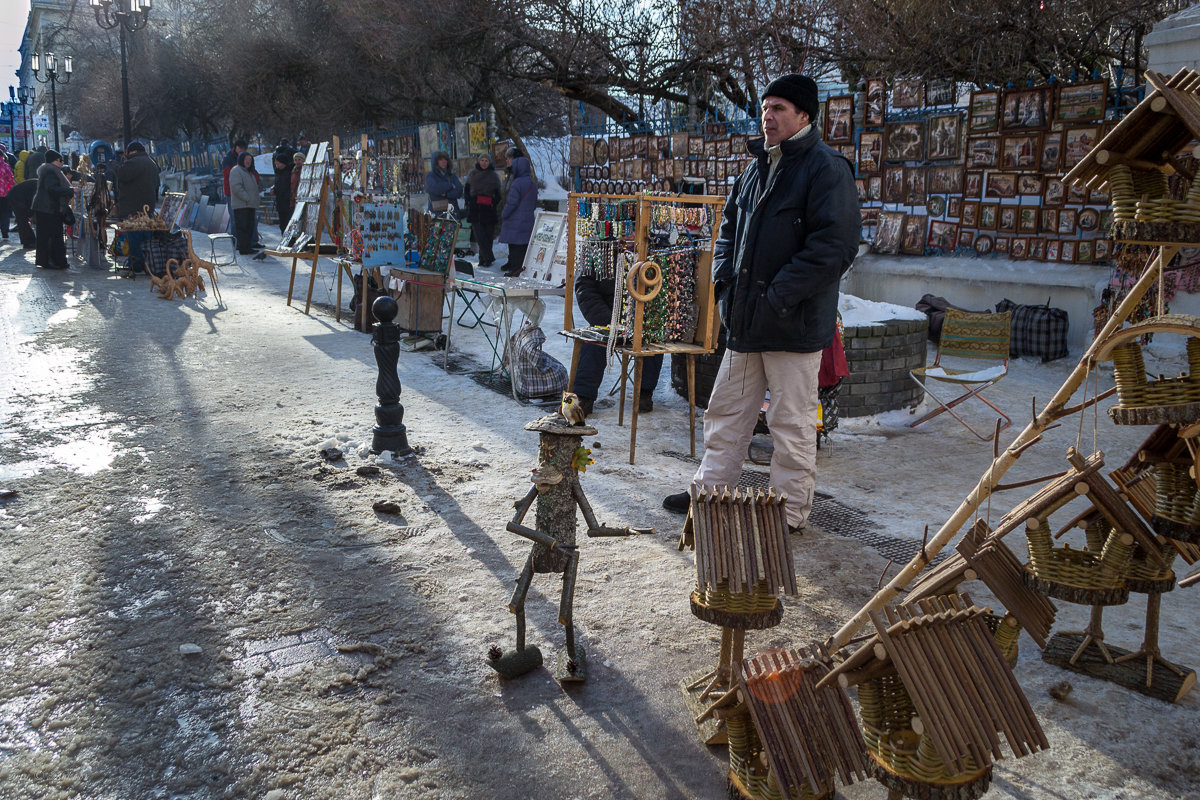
[839, 292, 926, 326]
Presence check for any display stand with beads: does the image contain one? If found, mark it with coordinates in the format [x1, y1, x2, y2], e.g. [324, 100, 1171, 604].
[562, 191, 725, 463]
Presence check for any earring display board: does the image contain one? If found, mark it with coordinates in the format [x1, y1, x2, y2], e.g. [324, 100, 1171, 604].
[416, 214, 460, 274]
[562, 191, 725, 463]
[360, 202, 407, 267]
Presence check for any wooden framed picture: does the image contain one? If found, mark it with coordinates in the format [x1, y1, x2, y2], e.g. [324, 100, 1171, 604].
[948, 197, 962, 218]
[958, 229, 975, 249]
[1017, 173, 1044, 196]
[901, 214, 928, 254]
[1018, 205, 1039, 234]
[1076, 239, 1095, 263]
[861, 207, 880, 226]
[1040, 131, 1062, 172]
[1100, 209, 1114, 230]
[1040, 208, 1058, 234]
[886, 121, 925, 161]
[1067, 182, 1089, 205]
[1010, 237, 1028, 259]
[927, 79, 956, 106]
[839, 145, 857, 162]
[569, 136, 586, 167]
[1089, 187, 1109, 205]
[855, 178, 867, 203]
[1000, 86, 1054, 130]
[1058, 208, 1078, 235]
[967, 135, 1000, 169]
[979, 202, 998, 230]
[865, 79, 887, 126]
[905, 166, 927, 205]
[703, 139, 717, 158]
[893, 78, 924, 109]
[1078, 208, 1100, 232]
[1043, 178, 1065, 206]
[1060, 240, 1076, 262]
[883, 165, 906, 202]
[995, 236, 1010, 254]
[985, 172, 1019, 199]
[1094, 238, 1111, 262]
[1056, 80, 1108, 123]
[875, 211, 906, 254]
[927, 113, 962, 160]
[825, 95, 854, 143]
[716, 138, 731, 158]
[1029, 237, 1046, 260]
[858, 131, 884, 174]
[927, 195, 947, 217]
[929, 164, 964, 194]
[688, 137, 704, 157]
[1001, 132, 1041, 169]
[998, 205, 1018, 233]
[731, 134, 748, 155]
[969, 90, 1000, 132]
[632, 135, 649, 157]
[1046, 239, 1060, 261]
[964, 170, 983, 198]
[975, 234, 995, 256]
[1063, 126, 1100, 168]
[928, 219, 958, 250]
[961, 200, 980, 227]
[593, 138, 609, 165]
[868, 175, 883, 201]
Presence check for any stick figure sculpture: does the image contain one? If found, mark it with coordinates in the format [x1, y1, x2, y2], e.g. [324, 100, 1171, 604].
[488, 412, 650, 682]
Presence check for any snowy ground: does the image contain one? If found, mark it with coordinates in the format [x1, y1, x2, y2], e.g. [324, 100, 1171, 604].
[0, 233, 1197, 800]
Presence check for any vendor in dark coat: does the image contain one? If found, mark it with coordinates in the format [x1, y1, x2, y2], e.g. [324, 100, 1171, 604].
[272, 139, 296, 234]
[6, 179, 39, 248]
[31, 149, 74, 269]
[573, 272, 662, 415]
[424, 150, 462, 216]
[464, 154, 501, 267]
[114, 141, 160, 219]
[498, 155, 537, 276]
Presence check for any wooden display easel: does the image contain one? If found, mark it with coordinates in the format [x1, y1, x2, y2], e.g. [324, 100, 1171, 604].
[562, 192, 724, 463]
[268, 141, 338, 315]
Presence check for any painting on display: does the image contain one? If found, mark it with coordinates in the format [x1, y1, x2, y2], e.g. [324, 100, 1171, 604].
[927, 79, 957, 106]
[927, 113, 961, 160]
[824, 95, 854, 143]
[875, 211, 906, 253]
[1056, 80, 1108, 123]
[865, 79, 886, 125]
[1000, 86, 1054, 130]
[469, 122, 489, 155]
[522, 210, 569, 284]
[892, 78, 924, 108]
[885, 121, 924, 161]
[969, 90, 1000, 132]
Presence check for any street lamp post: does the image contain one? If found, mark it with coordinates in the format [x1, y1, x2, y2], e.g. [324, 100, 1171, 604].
[90, 0, 152, 148]
[2, 100, 16, 152]
[30, 52, 72, 151]
[16, 86, 33, 152]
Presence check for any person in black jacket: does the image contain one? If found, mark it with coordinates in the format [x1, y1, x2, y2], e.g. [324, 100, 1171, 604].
[5, 179, 38, 248]
[662, 74, 860, 533]
[573, 272, 662, 415]
[272, 139, 296, 233]
[31, 149, 75, 269]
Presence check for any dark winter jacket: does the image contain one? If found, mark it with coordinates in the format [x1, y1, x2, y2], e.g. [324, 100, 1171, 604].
[424, 151, 462, 213]
[6, 178, 38, 213]
[25, 148, 47, 177]
[465, 160, 501, 227]
[221, 148, 241, 198]
[716, 129, 859, 354]
[575, 273, 620, 327]
[499, 156, 537, 245]
[115, 151, 161, 218]
[32, 162, 73, 214]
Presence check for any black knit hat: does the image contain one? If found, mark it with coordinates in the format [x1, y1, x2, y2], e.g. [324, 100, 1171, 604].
[45, 149, 63, 164]
[763, 74, 819, 121]
[127, 141, 146, 153]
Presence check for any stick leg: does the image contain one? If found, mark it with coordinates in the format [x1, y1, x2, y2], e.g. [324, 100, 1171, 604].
[509, 553, 536, 650]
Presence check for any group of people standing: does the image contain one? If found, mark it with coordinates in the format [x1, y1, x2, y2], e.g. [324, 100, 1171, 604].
[425, 146, 538, 277]
[0, 141, 159, 271]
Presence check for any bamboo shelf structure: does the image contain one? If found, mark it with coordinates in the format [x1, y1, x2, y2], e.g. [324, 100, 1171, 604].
[680, 486, 795, 746]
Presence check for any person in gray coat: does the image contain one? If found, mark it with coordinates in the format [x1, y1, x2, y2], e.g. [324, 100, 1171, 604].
[498, 155, 537, 276]
[229, 151, 261, 254]
[114, 141, 160, 219]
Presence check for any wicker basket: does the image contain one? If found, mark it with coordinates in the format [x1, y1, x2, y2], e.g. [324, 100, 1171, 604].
[702, 579, 780, 614]
[1110, 340, 1200, 409]
[1153, 463, 1200, 526]
[1026, 520, 1134, 590]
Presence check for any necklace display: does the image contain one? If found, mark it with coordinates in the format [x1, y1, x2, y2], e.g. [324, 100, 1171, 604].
[619, 245, 701, 343]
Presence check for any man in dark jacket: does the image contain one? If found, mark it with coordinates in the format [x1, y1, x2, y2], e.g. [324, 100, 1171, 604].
[573, 273, 662, 415]
[663, 74, 860, 532]
[272, 139, 296, 234]
[6, 178, 39, 248]
[24, 146, 47, 177]
[114, 141, 160, 219]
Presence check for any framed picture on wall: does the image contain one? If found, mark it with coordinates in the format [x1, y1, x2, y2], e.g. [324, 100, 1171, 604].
[1060, 240, 1076, 262]
[1017, 173, 1044, 196]
[961, 200, 980, 227]
[958, 229, 975, 249]
[927, 195, 947, 217]
[1063, 126, 1100, 168]
[948, 197, 962, 218]
[927, 79, 956, 106]
[975, 234, 995, 255]
[1040, 131, 1063, 172]
[905, 166, 927, 205]
[886, 121, 925, 161]
[1067, 182, 1089, 205]
[985, 172, 1019, 199]
[969, 90, 1000, 132]
[995, 236, 1010, 254]
[964, 170, 983, 198]
[967, 136, 1000, 169]
[979, 202, 999, 230]
[1046, 239, 1060, 260]
[825, 95, 854, 143]
[1043, 178, 1065, 206]
[1056, 80, 1108, 123]
[900, 214, 928, 254]
[1078, 208, 1100, 232]
[928, 219, 958, 250]
[883, 165, 906, 202]
[1040, 208, 1058, 233]
[927, 113, 962, 160]
[865, 79, 887, 125]
[855, 178, 867, 203]
[688, 137, 704, 157]
[1001, 132, 1041, 169]
[868, 175, 882, 201]
[1000, 86, 1054, 130]
[1018, 205, 1039, 234]
[1058, 208, 1078, 234]
[998, 205, 1018, 233]
[929, 165, 964, 194]
[893, 78, 924, 108]
[1010, 237, 1028, 259]
[1076, 239, 1095, 263]
[858, 131, 884, 174]
[1094, 238, 1111, 261]
[875, 211, 906, 254]
[1029, 237, 1046, 260]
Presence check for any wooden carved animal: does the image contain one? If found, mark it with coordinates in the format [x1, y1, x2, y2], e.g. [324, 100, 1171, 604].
[560, 391, 586, 426]
[145, 264, 172, 297]
[184, 229, 222, 303]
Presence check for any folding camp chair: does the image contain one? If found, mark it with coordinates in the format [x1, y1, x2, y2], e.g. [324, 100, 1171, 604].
[908, 308, 1012, 441]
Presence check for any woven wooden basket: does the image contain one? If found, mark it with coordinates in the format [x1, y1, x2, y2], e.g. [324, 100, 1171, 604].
[1153, 463, 1200, 526]
[703, 580, 780, 614]
[1111, 341, 1200, 408]
[1026, 521, 1133, 590]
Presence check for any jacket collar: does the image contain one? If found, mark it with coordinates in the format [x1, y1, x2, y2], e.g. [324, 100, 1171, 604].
[747, 125, 820, 161]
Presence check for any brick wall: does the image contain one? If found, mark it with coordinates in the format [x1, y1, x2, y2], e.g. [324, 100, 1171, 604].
[840, 318, 928, 417]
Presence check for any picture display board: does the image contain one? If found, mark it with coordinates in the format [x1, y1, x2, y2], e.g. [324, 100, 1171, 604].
[522, 210, 569, 284]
